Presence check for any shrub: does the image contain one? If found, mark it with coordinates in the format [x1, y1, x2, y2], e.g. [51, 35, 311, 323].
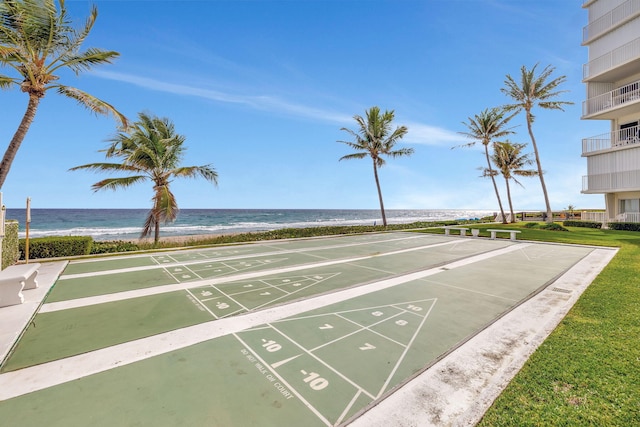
[540, 222, 569, 232]
[523, 222, 539, 228]
[2, 220, 20, 268]
[19, 236, 93, 260]
[90, 240, 141, 254]
[563, 220, 602, 229]
[607, 222, 640, 232]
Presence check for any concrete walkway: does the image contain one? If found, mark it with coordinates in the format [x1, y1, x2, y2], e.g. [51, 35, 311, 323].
[0, 261, 67, 365]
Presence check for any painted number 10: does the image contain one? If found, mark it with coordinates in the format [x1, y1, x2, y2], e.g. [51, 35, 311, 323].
[300, 370, 329, 390]
[261, 339, 282, 352]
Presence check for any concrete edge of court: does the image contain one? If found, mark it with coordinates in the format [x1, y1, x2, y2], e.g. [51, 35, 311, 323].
[348, 246, 618, 427]
[0, 261, 68, 366]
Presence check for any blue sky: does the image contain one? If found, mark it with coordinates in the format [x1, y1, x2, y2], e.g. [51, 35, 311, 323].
[1, 0, 606, 210]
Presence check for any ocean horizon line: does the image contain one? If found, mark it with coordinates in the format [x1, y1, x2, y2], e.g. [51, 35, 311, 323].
[6, 208, 498, 241]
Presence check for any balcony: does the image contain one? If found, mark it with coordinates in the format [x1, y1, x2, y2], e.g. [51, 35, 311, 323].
[583, 0, 640, 44]
[582, 170, 640, 193]
[582, 79, 640, 118]
[582, 124, 640, 155]
[583, 37, 640, 81]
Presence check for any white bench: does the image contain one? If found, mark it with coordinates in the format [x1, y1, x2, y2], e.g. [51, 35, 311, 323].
[487, 229, 521, 241]
[443, 226, 469, 237]
[0, 263, 41, 308]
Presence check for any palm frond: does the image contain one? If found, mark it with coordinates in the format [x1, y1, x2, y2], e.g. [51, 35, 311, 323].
[140, 211, 155, 239]
[90, 175, 148, 192]
[153, 184, 178, 224]
[337, 139, 367, 151]
[68, 162, 142, 173]
[458, 107, 516, 147]
[339, 152, 368, 161]
[55, 85, 128, 128]
[49, 3, 97, 65]
[387, 147, 415, 158]
[171, 165, 219, 185]
[0, 74, 17, 88]
[50, 47, 120, 75]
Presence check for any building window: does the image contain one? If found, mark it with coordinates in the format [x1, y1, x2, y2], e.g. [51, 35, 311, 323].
[619, 198, 640, 213]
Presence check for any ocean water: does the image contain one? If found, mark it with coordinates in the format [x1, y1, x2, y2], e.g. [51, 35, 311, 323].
[6, 208, 495, 241]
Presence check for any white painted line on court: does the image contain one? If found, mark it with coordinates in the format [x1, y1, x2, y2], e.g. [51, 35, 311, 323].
[349, 247, 618, 427]
[40, 239, 478, 313]
[234, 333, 333, 427]
[0, 243, 525, 401]
[59, 233, 439, 280]
[377, 299, 438, 398]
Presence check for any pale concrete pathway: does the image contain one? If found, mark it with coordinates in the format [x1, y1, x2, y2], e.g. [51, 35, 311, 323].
[0, 261, 67, 365]
[0, 243, 526, 401]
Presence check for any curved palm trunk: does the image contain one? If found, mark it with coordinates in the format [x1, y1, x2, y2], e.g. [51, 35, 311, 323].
[154, 220, 160, 245]
[0, 94, 41, 189]
[526, 110, 552, 222]
[484, 144, 507, 224]
[504, 177, 516, 223]
[372, 159, 387, 227]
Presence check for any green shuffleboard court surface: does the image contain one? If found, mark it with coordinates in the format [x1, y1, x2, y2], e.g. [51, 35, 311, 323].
[0, 233, 597, 426]
[2, 238, 517, 371]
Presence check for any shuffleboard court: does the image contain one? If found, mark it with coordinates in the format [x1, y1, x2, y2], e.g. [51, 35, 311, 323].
[2, 237, 514, 371]
[0, 232, 614, 426]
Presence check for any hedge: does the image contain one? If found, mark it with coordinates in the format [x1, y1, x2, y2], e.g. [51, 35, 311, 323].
[19, 236, 93, 260]
[607, 222, 640, 232]
[563, 220, 602, 229]
[2, 220, 19, 269]
[15, 219, 487, 260]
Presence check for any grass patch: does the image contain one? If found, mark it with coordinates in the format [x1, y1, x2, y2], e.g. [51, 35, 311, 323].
[423, 222, 640, 425]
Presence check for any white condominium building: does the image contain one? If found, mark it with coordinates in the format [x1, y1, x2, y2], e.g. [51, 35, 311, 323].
[582, 0, 640, 223]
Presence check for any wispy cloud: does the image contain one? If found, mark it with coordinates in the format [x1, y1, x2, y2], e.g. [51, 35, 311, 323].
[93, 70, 352, 124]
[403, 121, 468, 146]
[93, 70, 464, 146]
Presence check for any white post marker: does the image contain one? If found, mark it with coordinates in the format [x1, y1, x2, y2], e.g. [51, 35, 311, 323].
[26, 197, 31, 264]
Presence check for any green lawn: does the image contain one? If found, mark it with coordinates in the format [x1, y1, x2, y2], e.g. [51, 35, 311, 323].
[424, 223, 640, 425]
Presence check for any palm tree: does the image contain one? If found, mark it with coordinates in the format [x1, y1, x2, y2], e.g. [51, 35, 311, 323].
[489, 141, 538, 223]
[501, 64, 573, 222]
[0, 0, 127, 188]
[69, 112, 218, 244]
[458, 107, 516, 224]
[338, 106, 412, 227]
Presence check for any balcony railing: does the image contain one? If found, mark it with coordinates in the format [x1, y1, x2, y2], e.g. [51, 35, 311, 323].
[622, 212, 640, 222]
[582, 124, 640, 154]
[582, 79, 640, 117]
[581, 211, 606, 222]
[583, 37, 640, 79]
[583, 169, 640, 192]
[581, 210, 640, 223]
[583, 0, 640, 43]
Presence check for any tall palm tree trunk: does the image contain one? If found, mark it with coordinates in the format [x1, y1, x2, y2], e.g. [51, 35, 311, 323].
[154, 219, 160, 244]
[484, 145, 507, 224]
[504, 177, 516, 224]
[0, 94, 41, 189]
[372, 160, 387, 227]
[526, 111, 552, 222]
